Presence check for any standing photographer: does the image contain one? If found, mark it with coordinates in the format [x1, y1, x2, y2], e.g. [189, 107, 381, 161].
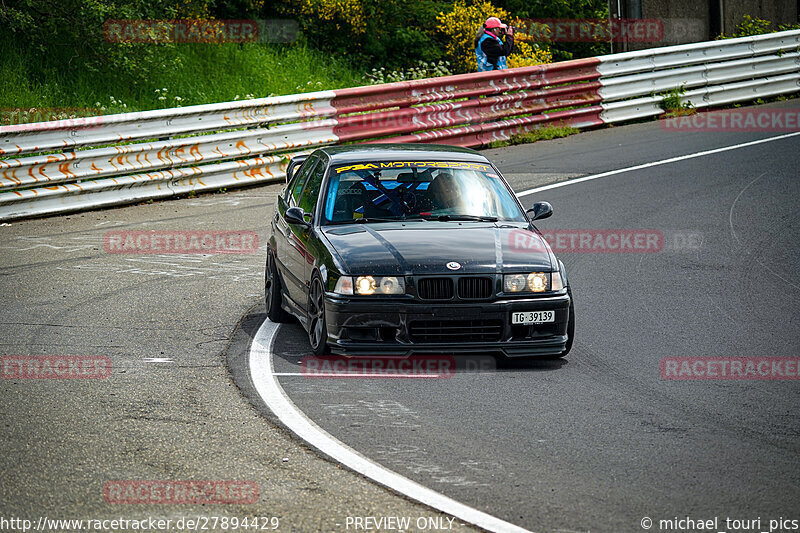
[474, 17, 515, 71]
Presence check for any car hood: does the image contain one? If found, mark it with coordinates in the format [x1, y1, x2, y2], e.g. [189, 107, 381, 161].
[321, 222, 554, 275]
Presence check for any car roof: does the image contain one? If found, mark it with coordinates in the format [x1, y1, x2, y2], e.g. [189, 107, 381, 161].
[315, 143, 488, 164]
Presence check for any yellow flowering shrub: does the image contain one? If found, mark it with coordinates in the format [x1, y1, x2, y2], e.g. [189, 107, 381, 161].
[175, 0, 212, 18]
[290, 0, 366, 34]
[437, 0, 508, 72]
[506, 40, 552, 68]
[437, 0, 552, 73]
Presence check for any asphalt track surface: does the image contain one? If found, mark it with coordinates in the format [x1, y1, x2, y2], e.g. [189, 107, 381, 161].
[2, 100, 799, 532]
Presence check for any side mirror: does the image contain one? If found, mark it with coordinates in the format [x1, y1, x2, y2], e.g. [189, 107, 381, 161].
[526, 201, 553, 221]
[285, 206, 310, 227]
[285, 155, 309, 184]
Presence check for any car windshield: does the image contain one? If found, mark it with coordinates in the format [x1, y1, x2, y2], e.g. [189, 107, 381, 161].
[322, 161, 527, 224]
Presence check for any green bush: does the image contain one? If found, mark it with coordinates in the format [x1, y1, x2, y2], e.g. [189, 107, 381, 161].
[0, 0, 366, 111]
[719, 14, 800, 39]
[0, 0, 615, 112]
[277, 0, 607, 69]
[494, 0, 609, 61]
[2, 0, 186, 83]
[277, 0, 450, 69]
[658, 85, 695, 117]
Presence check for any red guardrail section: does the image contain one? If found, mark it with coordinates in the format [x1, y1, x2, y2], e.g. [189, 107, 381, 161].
[328, 58, 603, 147]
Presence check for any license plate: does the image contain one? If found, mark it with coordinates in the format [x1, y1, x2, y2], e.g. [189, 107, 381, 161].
[511, 310, 555, 325]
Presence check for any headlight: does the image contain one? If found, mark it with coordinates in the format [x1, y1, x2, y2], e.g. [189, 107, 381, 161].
[527, 272, 547, 292]
[504, 272, 561, 293]
[335, 276, 405, 295]
[378, 276, 403, 294]
[355, 275, 376, 295]
[503, 274, 527, 293]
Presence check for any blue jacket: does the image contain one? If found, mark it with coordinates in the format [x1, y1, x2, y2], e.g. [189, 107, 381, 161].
[476, 31, 511, 71]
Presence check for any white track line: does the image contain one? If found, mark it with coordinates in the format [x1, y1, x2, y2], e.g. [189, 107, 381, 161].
[273, 372, 445, 378]
[249, 320, 533, 533]
[516, 131, 800, 197]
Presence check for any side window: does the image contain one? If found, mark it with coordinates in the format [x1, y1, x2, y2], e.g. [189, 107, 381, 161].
[297, 159, 326, 215]
[287, 157, 318, 206]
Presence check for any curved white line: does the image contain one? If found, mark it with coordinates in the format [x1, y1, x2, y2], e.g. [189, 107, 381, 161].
[249, 320, 533, 533]
[516, 131, 800, 198]
[728, 172, 767, 248]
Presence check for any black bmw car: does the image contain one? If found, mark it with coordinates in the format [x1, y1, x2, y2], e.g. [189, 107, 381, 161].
[265, 144, 574, 358]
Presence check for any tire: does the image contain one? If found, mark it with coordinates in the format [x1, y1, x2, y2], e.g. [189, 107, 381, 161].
[307, 275, 329, 356]
[560, 287, 575, 357]
[265, 251, 291, 323]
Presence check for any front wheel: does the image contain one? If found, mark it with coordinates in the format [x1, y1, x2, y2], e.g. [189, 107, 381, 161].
[560, 287, 575, 357]
[307, 275, 329, 355]
[265, 251, 291, 323]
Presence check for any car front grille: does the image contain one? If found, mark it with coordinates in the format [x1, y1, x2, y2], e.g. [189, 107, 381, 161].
[416, 276, 495, 300]
[417, 278, 454, 300]
[409, 319, 503, 343]
[458, 277, 493, 299]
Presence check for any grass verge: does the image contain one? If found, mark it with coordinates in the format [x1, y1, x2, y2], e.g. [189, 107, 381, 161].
[488, 123, 580, 148]
[0, 37, 365, 115]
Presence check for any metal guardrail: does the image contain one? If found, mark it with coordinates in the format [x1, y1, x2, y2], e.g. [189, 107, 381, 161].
[597, 30, 800, 123]
[1, 30, 798, 221]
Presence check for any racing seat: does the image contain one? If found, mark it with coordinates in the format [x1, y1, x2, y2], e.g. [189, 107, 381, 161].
[331, 181, 367, 222]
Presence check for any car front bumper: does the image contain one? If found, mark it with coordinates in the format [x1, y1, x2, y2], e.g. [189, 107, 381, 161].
[323, 292, 571, 357]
